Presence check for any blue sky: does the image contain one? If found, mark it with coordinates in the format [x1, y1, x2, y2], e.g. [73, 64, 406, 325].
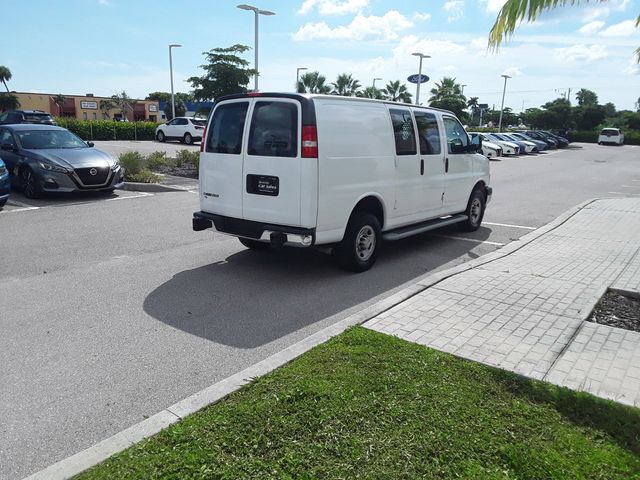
[3, 0, 639, 110]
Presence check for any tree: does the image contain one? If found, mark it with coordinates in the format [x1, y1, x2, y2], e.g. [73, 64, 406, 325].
[428, 77, 467, 118]
[0, 93, 20, 112]
[111, 91, 136, 120]
[357, 86, 385, 100]
[540, 97, 573, 129]
[572, 105, 605, 130]
[0, 65, 12, 93]
[99, 99, 116, 119]
[384, 80, 412, 103]
[603, 102, 616, 118]
[297, 71, 331, 94]
[163, 99, 186, 120]
[467, 96, 480, 123]
[636, 97, 640, 113]
[52, 94, 66, 117]
[488, 1, 640, 61]
[575, 88, 598, 106]
[146, 91, 193, 104]
[331, 73, 361, 96]
[187, 44, 256, 101]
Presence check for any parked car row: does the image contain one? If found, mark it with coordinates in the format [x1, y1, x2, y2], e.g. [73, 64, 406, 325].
[0, 124, 124, 199]
[0, 158, 10, 208]
[468, 130, 571, 159]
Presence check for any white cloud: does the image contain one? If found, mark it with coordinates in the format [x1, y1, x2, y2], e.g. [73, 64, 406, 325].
[393, 35, 467, 58]
[502, 67, 523, 77]
[599, 19, 638, 37]
[554, 44, 608, 62]
[483, 0, 507, 13]
[98, 0, 110, 5]
[578, 20, 605, 35]
[293, 10, 413, 41]
[412, 12, 432, 22]
[624, 57, 640, 75]
[443, 0, 464, 22]
[297, 0, 369, 16]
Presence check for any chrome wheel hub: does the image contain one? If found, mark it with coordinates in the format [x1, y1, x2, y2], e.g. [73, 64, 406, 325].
[470, 198, 482, 224]
[355, 225, 376, 261]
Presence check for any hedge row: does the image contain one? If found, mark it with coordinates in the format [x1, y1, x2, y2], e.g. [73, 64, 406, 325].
[55, 118, 159, 141]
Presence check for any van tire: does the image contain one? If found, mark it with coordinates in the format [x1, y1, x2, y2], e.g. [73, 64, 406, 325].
[239, 238, 270, 251]
[334, 213, 381, 272]
[459, 188, 485, 232]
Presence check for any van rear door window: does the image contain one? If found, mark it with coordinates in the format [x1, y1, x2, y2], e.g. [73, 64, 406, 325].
[414, 111, 441, 155]
[206, 102, 249, 154]
[389, 109, 417, 155]
[248, 101, 298, 158]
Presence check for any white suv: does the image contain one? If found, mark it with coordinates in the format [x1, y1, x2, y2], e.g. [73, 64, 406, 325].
[155, 117, 206, 144]
[598, 128, 624, 146]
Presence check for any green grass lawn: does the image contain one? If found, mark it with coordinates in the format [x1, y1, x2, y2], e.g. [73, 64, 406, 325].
[77, 327, 640, 479]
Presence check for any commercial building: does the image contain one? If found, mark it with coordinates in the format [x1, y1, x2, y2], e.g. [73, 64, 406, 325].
[13, 92, 161, 122]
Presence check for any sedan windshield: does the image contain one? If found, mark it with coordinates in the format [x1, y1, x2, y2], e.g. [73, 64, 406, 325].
[16, 130, 88, 149]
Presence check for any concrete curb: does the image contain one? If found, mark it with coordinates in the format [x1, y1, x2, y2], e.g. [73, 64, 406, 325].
[121, 182, 190, 193]
[23, 198, 599, 480]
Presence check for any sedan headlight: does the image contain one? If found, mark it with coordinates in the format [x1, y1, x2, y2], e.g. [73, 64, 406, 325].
[38, 161, 68, 173]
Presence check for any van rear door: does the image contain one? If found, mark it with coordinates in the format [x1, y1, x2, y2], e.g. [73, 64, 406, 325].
[242, 98, 303, 226]
[201, 99, 249, 219]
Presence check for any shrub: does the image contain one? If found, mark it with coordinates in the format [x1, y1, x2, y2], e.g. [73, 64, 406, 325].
[567, 130, 640, 145]
[146, 151, 172, 170]
[54, 118, 159, 141]
[127, 170, 161, 183]
[117, 151, 145, 176]
[175, 149, 200, 168]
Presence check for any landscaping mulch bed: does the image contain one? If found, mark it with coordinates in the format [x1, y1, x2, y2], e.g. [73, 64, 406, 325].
[588, 290, 640, 333]
[152, 164, 198, 179]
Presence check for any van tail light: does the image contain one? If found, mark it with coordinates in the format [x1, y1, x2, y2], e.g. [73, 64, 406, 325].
[200, 127, 206, 152]
[301, 125, 318, 158]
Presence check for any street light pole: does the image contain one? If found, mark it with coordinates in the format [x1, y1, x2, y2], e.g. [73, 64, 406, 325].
[461, 84, 467, 95]
[296, 67, 307, 92]
[498, 74, 511, 132]
[169, 44, 182, 120]
[372, 77, 382, 89]
[237, 4, 275, 92]
[412, 52, 430, 105]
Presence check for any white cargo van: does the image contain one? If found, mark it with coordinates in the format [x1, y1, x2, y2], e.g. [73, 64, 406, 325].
[193, 93, 492, 271]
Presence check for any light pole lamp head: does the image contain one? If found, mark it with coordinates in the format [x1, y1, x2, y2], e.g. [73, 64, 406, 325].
[501, 74, 511, 79]
[169, 44, 182, 48]
[237, 4, 275, 15]
[412, 52, 431, 58]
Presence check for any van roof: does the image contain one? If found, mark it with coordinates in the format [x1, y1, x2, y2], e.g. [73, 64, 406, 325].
[215, 92, 455, 116]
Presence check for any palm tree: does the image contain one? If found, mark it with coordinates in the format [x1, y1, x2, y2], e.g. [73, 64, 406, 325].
[331, 73, 361, 96]
[99, 99, 115, 119]
[0, 93, 20, 112]
[0, 65, 12, 93]
[297, 71, 331, 94]
[467, 96, 480, 123]
[488, 1, 640, 60]
[429, 77, 465, 104]
[52, 94, 66, 117]
[357, 86, 385, 100]
[384, 80, 412, 103]
[111, 91, 136, 120]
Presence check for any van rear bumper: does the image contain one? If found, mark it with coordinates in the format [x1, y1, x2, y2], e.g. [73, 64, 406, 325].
[193, 211, 316, 247]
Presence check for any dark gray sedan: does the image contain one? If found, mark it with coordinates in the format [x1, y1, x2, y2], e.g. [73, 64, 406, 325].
[0, 124, 124, 198]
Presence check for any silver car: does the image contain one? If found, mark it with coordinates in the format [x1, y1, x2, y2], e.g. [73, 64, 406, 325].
[0, 124, 124, 198]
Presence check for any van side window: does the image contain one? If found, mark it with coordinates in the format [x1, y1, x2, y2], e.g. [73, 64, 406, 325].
[443, 116, 469, 154]
[389, 109, 416, 155]
[414, 112, 441, 155]
[248, 101, 298, 158]
[206, 102, 249, 154]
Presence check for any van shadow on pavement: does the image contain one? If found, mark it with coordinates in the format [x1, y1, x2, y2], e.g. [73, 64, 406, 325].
[143, 227, 492, 349]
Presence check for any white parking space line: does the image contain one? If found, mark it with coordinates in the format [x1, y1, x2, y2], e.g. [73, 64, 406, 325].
[483, 221, 536, 230]
[621, 185, 639, 188]
[105, 192, 154, 201]
[428, 234, 505, 247]
[2, 206, 40, 213]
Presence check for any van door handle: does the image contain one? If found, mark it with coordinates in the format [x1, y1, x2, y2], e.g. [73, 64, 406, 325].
[420, 159, 424, 175]
[445, 157, 449, 173]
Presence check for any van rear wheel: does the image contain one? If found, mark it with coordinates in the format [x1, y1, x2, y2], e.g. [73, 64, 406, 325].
[334, 213, 381, 272]
[459, 188, 485, 232]
[239, 238, 270, 251]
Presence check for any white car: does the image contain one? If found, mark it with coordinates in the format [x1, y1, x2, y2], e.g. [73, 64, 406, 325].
[598, 128, 624, 145]
[469, 133, 502, 159]
[193, 93, 492, 272]
[480, 133, 520, 156]
[155, 117, 206, 145]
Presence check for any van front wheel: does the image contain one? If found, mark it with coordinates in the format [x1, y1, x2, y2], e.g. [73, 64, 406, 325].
[459, 188, 485, 232]
[239, 238, 270, 251]
[335, 213, 381, 272]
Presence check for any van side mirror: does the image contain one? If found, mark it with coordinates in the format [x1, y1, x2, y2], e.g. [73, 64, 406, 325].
[469, 134, 482, 153]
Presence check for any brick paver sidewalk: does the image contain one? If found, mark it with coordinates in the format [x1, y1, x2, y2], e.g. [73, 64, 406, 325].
[365, 198, 640, 407]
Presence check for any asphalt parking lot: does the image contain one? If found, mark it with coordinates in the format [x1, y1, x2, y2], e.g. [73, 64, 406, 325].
[92, 139, 199, 158]
[1, 142, 639, 479]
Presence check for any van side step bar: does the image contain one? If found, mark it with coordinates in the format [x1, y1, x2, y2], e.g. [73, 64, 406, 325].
[382, 214, 468, 241]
